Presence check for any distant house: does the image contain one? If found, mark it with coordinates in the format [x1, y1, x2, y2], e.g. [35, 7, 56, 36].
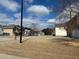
[25, 29, 44, 36]
[3, 25, 20, 36]
[19, 27, 39, 36]
[24, 27, 32, 36]
[38, 31, 44, 36]
[55, 24, 67, 36]
[0, 25, 3, 35]
[28, 30, 39, 36]
[66, 13, 79, 38]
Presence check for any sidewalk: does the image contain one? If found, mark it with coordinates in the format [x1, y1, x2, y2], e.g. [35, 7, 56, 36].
[0, 54, 30, 59]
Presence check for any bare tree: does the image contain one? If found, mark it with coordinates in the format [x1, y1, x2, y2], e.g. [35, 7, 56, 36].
[55, 0, 79, 23]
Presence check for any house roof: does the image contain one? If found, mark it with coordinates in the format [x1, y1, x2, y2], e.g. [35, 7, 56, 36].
[55, 23, 66, 27]
[65, 13, 79, 25]
[3, 25, 20, 29]
[24, 27, 32, 30]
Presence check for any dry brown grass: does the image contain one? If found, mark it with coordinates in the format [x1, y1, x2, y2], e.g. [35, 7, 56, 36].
[0, 36, 79, 59]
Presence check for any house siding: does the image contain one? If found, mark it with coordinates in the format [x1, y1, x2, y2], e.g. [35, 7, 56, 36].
[3, 29, 13, 36]
[72, 29, 79, 38]
[55, 27, 67, 36]
[0, 28, 3, 35]
[66, 14, 79, 38]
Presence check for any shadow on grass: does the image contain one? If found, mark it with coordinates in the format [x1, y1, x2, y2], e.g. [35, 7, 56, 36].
[50, 37, 77, 42]
[50, 37, 79, 47]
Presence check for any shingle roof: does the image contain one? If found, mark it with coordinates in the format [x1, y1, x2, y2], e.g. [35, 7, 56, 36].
[55, 23, 66, 27]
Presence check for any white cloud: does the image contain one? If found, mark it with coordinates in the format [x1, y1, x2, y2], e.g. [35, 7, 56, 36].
[14, 18, 41, 26]
[0, 13, 14, 25]
[48, 19, 56, 24]
[14, 13, 21, 18]
[0, 0, 20, 12]
[14, 17, 54, 30]
[27, 5, 50, 16]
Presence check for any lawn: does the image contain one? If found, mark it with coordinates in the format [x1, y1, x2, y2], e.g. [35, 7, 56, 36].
[0, 36, 79, 59]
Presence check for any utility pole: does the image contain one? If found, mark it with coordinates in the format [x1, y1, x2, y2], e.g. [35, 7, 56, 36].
[20, 0, 23, 43]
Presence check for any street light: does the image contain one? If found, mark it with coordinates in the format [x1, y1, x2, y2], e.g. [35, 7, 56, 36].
[20, 0, 23, 43]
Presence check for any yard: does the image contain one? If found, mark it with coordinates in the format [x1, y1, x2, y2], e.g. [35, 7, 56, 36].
[0, 36, 79, 59]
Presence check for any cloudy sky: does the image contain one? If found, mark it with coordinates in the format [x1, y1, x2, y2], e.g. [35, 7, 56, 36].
[0, 0, 78, 30]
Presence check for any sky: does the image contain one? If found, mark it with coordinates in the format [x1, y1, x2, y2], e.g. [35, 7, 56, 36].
[0, 0, 78, 30]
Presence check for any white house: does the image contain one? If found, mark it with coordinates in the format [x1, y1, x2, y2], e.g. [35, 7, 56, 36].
[3, 25, 20, 36]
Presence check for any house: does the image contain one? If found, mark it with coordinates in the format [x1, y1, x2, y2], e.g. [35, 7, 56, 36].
[38, 31, 44, 36]
[66, 13, 79, 38]
[3, 25, 20, 36]
[55, 24, 67, 36]
[28, 30, 40, 36]
[25, 28, 44, 36]
[24, 27, 32, 36]
[0, 25, 3, 35]
[21, 27, 39, 36]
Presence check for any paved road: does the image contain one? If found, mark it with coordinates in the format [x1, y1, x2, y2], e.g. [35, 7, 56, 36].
[0, 54, 30, 59]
